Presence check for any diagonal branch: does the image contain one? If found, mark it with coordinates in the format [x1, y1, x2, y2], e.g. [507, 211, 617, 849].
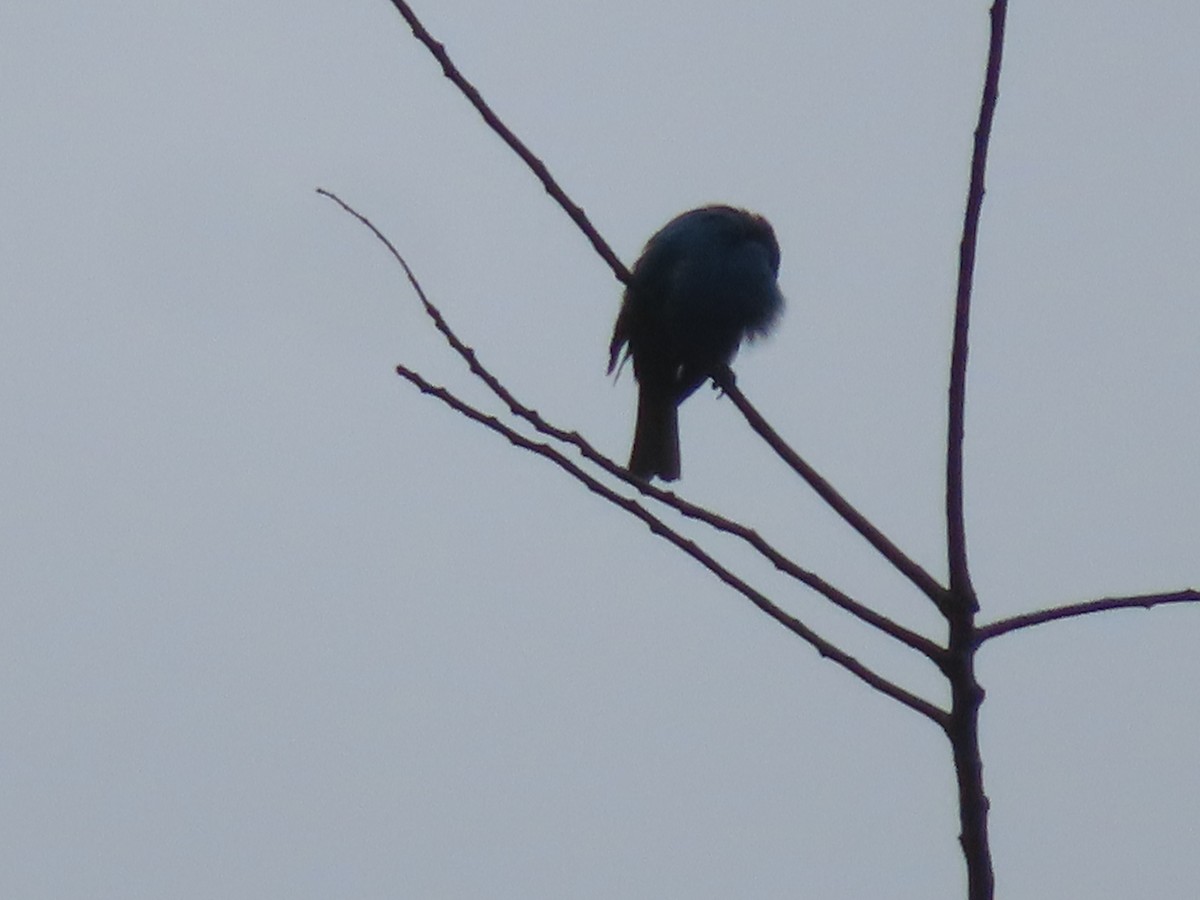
[719, 377, 950, 611]
[946, 0, 1007, 603]
[374, 7, 955, 654]
[318, 187, 945, 663]
[385, 0, 629, 282]
[977, 589, 1200, 642]
[395, 361, 949, 727]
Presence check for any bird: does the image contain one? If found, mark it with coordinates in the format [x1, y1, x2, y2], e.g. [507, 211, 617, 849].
[609, 205, 784, 481]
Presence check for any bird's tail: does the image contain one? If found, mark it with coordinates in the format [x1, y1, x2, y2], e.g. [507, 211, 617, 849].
[629, 385, 680, 481]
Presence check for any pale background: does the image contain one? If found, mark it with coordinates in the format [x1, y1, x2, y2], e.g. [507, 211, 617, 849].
[3, 2, 1198, 897]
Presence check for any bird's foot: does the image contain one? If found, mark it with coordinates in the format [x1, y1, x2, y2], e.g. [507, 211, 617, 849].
[710, 365, 736, 396]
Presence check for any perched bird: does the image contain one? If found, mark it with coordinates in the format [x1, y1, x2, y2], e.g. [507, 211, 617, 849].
[609, 206, 784, 481]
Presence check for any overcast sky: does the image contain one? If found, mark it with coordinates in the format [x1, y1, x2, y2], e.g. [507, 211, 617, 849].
[3, 2, 1199, 898]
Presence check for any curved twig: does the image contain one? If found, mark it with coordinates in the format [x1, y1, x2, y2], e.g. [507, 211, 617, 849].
[978, 589, 1200, 642]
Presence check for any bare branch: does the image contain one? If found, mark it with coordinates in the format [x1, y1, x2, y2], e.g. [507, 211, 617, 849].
[317, 187, 945, 664]
[372, 6, 957, 656]
[661, 500, 945, 661]
[718, 376, 950, 610]
[977, 589, 1200, 643]
[945, 8, 1008, 896]
[395, 362, 949, 727]
[385, 0, 629, 282]
[946, 0, 1007, 605]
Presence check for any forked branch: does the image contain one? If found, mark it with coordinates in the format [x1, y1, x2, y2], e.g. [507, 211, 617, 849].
[943, 4, 1008, 898]
[366, 4, 1200, 899]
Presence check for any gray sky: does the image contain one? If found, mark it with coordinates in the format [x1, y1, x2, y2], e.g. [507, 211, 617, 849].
[3, 2, 1199, 897]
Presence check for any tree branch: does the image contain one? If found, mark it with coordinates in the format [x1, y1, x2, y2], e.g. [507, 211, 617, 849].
[946, 0, 1007, 605]
[373, 7, 957, 658]
[318, 187, 945, 664]
[977, 589, 1200, 642]
[385, 0, 629, 282]
[718, 377, 950, 611]
[394, 361, 948, 727]
[943, 6, 1008, 898]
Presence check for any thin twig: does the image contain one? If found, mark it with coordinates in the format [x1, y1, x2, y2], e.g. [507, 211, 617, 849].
[385, 0, 629, 282]
[977, 589, 1200, 642]
[718, 377, 949, 610]
[317, 187, 945, 663]
[947, 0, 1007, 604]
[395, 361, 949, 727]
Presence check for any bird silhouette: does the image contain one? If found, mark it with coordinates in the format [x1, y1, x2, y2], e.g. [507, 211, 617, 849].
[609, 206, 784, 481]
